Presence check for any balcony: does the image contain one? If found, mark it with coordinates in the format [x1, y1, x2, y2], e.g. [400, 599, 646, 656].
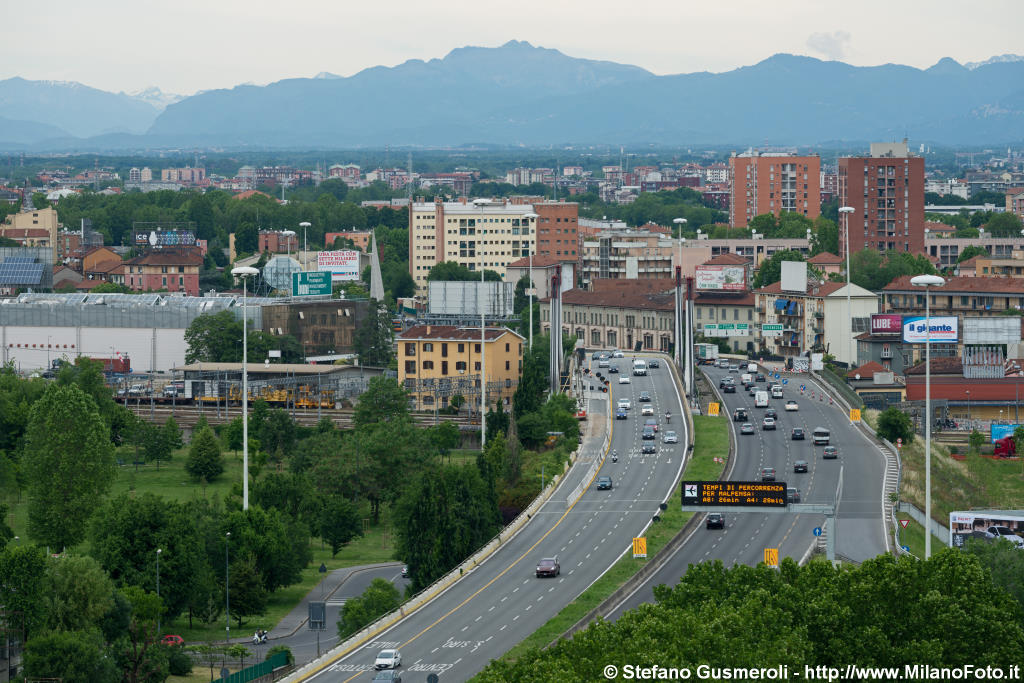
[880, 348, 893, 359]
[814, 311, 824, 319]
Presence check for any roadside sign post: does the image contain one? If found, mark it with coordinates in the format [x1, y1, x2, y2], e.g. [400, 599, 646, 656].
[764, 548, 779, 568]
[632, 537, 647, 558]
[292, 271, 332, 297]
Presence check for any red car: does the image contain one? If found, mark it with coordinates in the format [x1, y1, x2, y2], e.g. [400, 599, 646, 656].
[161, 634, 185, 647]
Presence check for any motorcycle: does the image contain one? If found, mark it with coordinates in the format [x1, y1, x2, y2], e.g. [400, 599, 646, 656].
[611, 451, 618, 463]
[665, 412, 671, 423]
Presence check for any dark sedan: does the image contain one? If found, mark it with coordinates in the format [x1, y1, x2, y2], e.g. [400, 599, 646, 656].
[791, 427, 805, 440]
[706, 513, 725, 530]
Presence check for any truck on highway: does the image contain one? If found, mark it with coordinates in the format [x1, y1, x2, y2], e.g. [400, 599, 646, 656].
[695, 343, 719, 364]
[754, 391, 769, 408]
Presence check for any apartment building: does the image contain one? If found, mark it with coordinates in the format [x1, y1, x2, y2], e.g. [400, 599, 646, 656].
[1, 207, 60, 260]
[407, 198, 540, 294]
[579, 229, 674, 283]
[882, 275, 1024, 319]
[925, 234, 1024, 268]
[324, 231, 372, 252]
[397, 325, 524, 411]
[124, 248, 203, 295]
[258, 230, 299, 254]
[540, 281, 675, 353]
[728, 151, 821, 228]
[1008, 188, 1024, 220]
[505, 256, 575, 299]
[161, 167, 206, 184]
[838, 141, 925, 257]
[261, 299, 367, 358]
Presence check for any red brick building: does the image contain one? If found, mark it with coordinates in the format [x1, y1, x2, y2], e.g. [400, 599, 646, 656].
[259, 230, 299, 254]
[729, 152, 821, 227]
[531, 201, 579, 262]
[124, 248, 203, 295]
[838, 141, 925, 257]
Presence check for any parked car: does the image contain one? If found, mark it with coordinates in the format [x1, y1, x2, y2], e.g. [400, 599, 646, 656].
[536, 557, 561, 577]
[791, 427, 805, 440]
[374, 649, 402, 670]
[662, 430, 678, 444]
[793, 459, 809, 473]
[597, 476, 613, 490]
[760, 467, 776, 482]
[740, 423, 755, 435]
[706, 513, 725, 530]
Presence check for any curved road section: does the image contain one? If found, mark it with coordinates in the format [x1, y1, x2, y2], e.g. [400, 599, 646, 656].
[607, 364, 889, 620]
[291, 358, 688, 682]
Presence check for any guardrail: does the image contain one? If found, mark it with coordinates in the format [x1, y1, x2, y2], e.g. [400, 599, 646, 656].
[818, 367, 864, 408]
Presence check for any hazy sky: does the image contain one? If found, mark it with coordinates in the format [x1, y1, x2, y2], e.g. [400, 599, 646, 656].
[3, 0, 1018, 95]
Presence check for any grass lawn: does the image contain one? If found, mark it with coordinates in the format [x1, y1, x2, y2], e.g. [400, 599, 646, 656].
[497, 415, 729, 662]
[894, 511, 947, 559]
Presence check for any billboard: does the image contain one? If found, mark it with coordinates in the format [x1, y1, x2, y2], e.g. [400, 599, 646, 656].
[902, 316, 958, 344]
[695, 265, 746, 291]
[964, 317, 1021, 345]
[871, 314, 903, 335]
[682, 481, 786, 508]
[292, 271, 332, 296]
[780, 260, 807, 293]
[950, 510, 1024, 548]
[133, 229, 197, 248]
[990, 424, 1022, 443]
[427, 281, 514, 317]
[702, 323, 750, 337]
[317, 250, 360, 281]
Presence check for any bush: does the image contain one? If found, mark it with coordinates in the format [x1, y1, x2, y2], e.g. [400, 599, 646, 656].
[266, 645, 294, 665]
[877, 407, 914, 445]
[948, 445, 958, 455]
[167, 646, 193, 676]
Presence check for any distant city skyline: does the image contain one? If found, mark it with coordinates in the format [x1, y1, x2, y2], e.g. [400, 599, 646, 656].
[1, 0, 1019, 96]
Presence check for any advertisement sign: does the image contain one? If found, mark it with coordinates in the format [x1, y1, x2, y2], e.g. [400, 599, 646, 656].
[762, 323, 783, 338]
[703, 323, 750, 337]
[682, 481, 786, 508]
[810, 353, 824, 372]
[901, 316, 958, 344]
[950, 510, 1024, 548]
[695, 265, 746, 291]
[316, 250, 360, 281]
[871, 314, 903, 335]
[990, 424, 1022, 443]
[133, 229, 197, 247]
[292, 271, 332, 296]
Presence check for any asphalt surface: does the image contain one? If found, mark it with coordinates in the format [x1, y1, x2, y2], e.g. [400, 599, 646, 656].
[295, 356, 688, 682]
[605, 362, 889, 621]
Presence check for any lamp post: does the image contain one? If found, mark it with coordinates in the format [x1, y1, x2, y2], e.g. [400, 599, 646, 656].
[839, 206, 855, 372]
[225, 531, 231, 642]
[473, 198, 488, 449]
[231, 266, 259, 510]
[156, 548, 162, 634]
[966, 390, 970, 421]
[524, 213, 540, 349]
[673, 218, 687, 369]
[911, 273, 945, 560]
[281, 229, 297, 294]
[299, 222, 311, 271]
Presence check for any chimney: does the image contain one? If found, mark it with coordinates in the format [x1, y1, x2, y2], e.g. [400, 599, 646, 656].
[426, 325, 431, 335]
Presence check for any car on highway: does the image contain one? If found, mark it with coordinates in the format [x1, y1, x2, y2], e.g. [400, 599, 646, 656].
[719, 377, 734, 388]
[648, 359, 660, 368]
[791, 427, 805, 440]
[772, 385, 784, 399]
[375, 649, 402, 669]
[642, 426, 656, 440]
[748, 384, 759, 396]
[756, 373, 766, 382]
[641, 404, 655, 416]
[706, 513, 725, 529]
[608, 365, 619, 374]
[760, 467, 776, 481]
[536, 557, 561, 577]
[762, 417, 776, 431]
[597, 476, 613, 490]
[787, 487, 801, 504]
[372, 671, 402, 683]
[732, 408, 748, 422]
[614, 350, 625, 358]
[598, 359, 610, 368]
[822, 445, 838, 459]
[639, 391, 652, 402]
[785, 400, 799, 411]
[401, 565, 409, 578]
[644, 418, 659, 433]
[723, 384, 737, 393]
[161, 634, 184, 647]
[793, 459, 809, 473]
[728, 364, 739, 372]
[618, 376, 631, 384]
[740, 422, 755, 435]
[618, 398, 631, 410]
[662, 430, 678, 444]
[616, 409, 628, 420]
[641, 442, 656, 454]
[764, 408, 778, 419]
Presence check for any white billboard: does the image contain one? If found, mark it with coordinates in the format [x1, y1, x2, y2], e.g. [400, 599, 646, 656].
[902, 316, 958, 344]
[964, 317, 1020, 345]
[317, 250, 360, 281]
[780, 261, 808, 293]
[428, 281, 514, 317]
[695, 265, 746, 291]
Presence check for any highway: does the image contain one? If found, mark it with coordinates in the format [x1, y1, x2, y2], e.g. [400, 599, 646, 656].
[292, 356, 688, 682]
[606, 362, 889, 620]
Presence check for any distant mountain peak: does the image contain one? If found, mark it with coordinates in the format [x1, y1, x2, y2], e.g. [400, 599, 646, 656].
[926, 57, 967, 75]
[314, 71, 341, 79]
[964, 54, 1024, 70]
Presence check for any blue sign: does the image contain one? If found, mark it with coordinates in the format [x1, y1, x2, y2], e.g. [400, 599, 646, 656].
[990, 424, 1021, 443]
[813, 527, 822, 537]
[902, 545, 910, 553]
[774, 373, 780, 379]
[782, 379, 788, 385]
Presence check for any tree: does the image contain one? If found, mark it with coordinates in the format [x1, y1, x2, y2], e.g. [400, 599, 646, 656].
[983, 211, 1024, 237]
[337, 578, 402, 638]
[354, 299, 394, 367]
[113, 586, 170, 683]
[877, 406, 914, 445]
[969, 429, 985, 454]
[141, 422, 173, 465]
[957, 245, 989, 263]
[184, 310, 242, 364]
[40, 555, 116, 633]
[319, 496, 363, 557]
[226, 555, 267, 627]
[260, 408, 297, 460]
[964, 537, 1024, 610]
[0, 502, 13, 550]
[24, 382, 116, 549]
[0, 544, 48, 638]
[427, 261, 501, 282]
[224, 416, 244, 454]
[354, 376, 409, 427]
[185, 426, 224, 481]
[810, 216, 839, 256]
[23, 629, 119, 683]
[427, 422, 461, 461]
[163, 416, 183, 451]
[751, 249, 804, 288]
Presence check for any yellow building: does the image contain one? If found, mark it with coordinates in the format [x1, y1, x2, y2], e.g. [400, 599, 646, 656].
[397, 325, 525, 411]
[1, 207, 61, 260]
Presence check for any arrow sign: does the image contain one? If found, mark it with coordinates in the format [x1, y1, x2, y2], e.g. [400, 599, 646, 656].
[902, 545, 910, 552]
[782, 379, 788, 385]
[900, 519, 910, 529]
[813, 527, 822, 536]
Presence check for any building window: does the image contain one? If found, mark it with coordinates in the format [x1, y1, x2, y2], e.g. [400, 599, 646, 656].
[441, 361, 448, 375]
[455, 361, 466, 372]
[423, 360, 434, 370]
[505, 342, 510, 352]
[458, 343, 465, 353]
[423, 343, 434, 352]
[505, 360, 510, 370]
[441, 343, 448, 357]
[404, 361, 416, 374]
[405, 343, 416, 356]
[475, 343, 481, 353]
[474, 361, 481, 371]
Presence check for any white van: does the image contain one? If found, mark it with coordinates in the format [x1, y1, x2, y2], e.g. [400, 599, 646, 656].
[741, 373, 753, 385]
[812, 427, 831, 446]
[632, 359, 648, 376]
[747, 363, 758, 373]
[771, 385, 784, 399]
[754, 391, 769, 408]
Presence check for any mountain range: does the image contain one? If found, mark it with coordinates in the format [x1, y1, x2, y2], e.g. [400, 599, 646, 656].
[2, 41, 1023, 150]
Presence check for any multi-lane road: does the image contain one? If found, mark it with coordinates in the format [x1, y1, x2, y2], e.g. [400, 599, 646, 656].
[606, 362, 889, 619]
[293, 357, 688, 682]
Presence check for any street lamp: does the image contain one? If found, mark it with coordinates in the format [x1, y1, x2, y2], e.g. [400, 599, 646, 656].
[911, 273, 945, 560]
[225, 531, 231, 642]
[156, 548, 162, 634]
[299, 222, 311, 271]
[281, 229, 297, 293]
[473, 198, 488, 449]
[673, 218, 687, 369]
[523, 213, 540, 350]
[231, 266, 259, 510]
[966, 390, 970, 421]
[839, 206, 855, 372]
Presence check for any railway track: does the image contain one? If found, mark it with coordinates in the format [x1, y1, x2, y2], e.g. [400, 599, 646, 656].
[123, 403, 476, 430]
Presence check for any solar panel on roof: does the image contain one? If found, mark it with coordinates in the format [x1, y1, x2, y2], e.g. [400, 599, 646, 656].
[0, 262, 44, 285]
